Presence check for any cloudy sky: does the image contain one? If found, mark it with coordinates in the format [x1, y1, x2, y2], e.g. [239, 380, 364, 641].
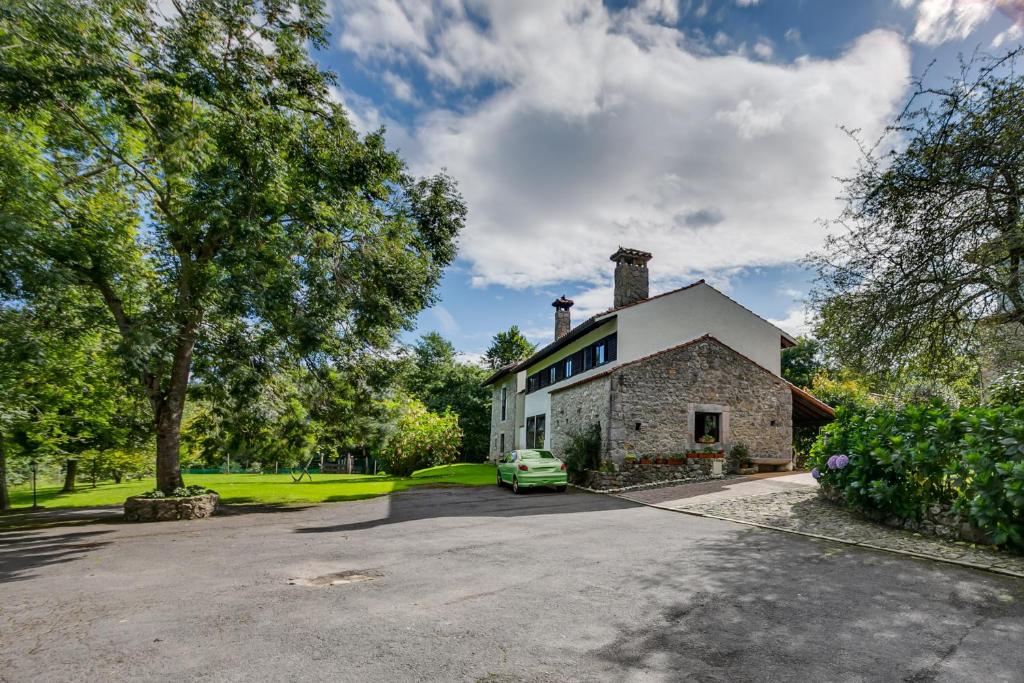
[316, 0, 1024, 360]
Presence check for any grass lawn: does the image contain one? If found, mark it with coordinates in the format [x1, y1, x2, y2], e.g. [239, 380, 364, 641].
[6, 463, 496, 510]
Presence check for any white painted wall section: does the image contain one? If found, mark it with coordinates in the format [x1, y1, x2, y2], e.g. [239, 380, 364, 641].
[611, 283, 789, 375]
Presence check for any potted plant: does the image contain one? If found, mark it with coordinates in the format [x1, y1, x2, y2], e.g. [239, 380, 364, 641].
[667, 454, 683, 465]
[639, 456, 652, 465]
[624, 453, 638, 466]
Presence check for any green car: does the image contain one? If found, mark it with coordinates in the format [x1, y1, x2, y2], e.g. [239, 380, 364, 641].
[496, 449, 568, 494]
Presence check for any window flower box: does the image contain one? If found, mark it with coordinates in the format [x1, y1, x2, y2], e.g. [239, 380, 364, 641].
[685, 452, 725, 459]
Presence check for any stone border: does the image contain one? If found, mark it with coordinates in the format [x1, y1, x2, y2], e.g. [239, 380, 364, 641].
[819, 487, 991, 545]
[123, 492, 220, 522]
[616, 494, 1024, 580]
[569, 473, 728, 495]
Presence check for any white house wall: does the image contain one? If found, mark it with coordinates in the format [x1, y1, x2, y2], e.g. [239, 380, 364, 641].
[611, 283, 786, 376]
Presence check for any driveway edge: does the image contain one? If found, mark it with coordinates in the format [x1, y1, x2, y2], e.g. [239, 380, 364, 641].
[627, 497, 1024, 579]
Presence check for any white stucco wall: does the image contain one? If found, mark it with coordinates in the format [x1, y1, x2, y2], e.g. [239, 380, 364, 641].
[610, 283, 789, 376]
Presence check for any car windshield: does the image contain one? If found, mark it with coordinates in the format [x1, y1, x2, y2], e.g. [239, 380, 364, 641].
[524, 450, 555, 459]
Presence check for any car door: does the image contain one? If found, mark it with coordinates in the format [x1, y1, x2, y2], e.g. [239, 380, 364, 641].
[500, 452, 516, 483]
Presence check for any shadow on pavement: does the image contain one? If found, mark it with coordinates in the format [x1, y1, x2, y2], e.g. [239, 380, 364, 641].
[592, 526, 1024, 681]
[0, 528, 114, 584]
[295, 486, 640, 534]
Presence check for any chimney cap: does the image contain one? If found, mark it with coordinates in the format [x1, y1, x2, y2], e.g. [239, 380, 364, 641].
[610, 247, 653, 264]
[552, 295, 574, 309]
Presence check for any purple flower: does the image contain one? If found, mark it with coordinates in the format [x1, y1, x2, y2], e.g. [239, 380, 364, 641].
[835, 455, 850, 469]
[827, 455, 839, 470]
[811, 467, 821, 480]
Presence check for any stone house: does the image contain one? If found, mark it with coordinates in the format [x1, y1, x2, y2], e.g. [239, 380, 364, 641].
[483, 247, 833, 466]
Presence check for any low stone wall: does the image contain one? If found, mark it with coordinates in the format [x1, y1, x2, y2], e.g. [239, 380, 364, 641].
[819, 487, 991, 545]
[577, 458, 724, 491]
[124, 493, 220, 522]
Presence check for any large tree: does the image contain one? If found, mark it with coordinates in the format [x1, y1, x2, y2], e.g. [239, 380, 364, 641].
[483, 325, 536, 370]
[810, 48, 1024, 382]
[0, 0, 464, 492]
[406, 333, 490, 460]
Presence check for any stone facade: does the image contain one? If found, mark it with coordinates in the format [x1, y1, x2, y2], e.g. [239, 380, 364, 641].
[123, 492, 219, 522]
[549, 374, 611, 458]
[547, 337, 792, 466]
[488, 378, 517, 460]
[608, 339, 791, 463]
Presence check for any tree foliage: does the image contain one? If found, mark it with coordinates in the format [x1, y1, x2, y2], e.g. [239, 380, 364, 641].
[0, 302, 149, 507]
[405, 333, 490, 461]
[483, 325, 535, 370]
[781, 336, 823, 389]
[0, 0, 464, 492]
[810, 48, 1024, 384]
[375, 396, 461, 477]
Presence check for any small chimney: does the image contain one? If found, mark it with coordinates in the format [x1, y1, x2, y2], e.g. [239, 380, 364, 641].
[610, 247, 652, 307]
[552, 295, 574, 340]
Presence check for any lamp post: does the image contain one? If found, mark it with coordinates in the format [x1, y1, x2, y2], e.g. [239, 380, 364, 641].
[29, 459, 39, 510]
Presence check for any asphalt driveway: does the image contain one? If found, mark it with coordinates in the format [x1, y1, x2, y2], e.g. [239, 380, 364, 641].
[2, 486, 1023, 682]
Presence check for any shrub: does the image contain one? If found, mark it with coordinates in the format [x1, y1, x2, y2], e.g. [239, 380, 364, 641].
[729, 442, 750, 472]
[375, 397, 462, 477]
[809, 401, 1024, 548]
[989, 368, 1024, 406]
[562, 423, 602, 479]
[137, 484, 212, 499]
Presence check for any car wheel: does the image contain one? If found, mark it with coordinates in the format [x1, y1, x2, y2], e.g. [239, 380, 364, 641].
[513, 477, 522, 494]
[496, 471, 503, 487]
[556, 485, 567, 493]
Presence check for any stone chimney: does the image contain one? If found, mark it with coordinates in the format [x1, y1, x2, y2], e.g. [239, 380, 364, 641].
[610, 247, 652, 307]
[552, 295, 574, 340]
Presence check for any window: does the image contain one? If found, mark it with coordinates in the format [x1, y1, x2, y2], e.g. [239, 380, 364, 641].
[526, 414, 546, 448]
[500, 386, 507, 421]
[499, 433, 505, 453]
[694, 412, 721, 443]
[524, 332, 618, 393]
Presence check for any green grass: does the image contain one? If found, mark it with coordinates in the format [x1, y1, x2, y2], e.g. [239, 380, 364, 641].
[6, 463, 496, 510]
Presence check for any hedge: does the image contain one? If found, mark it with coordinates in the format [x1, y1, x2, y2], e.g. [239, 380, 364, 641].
[808, 402, 1024, 549]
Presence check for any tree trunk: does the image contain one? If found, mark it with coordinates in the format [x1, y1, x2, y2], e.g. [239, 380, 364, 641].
[62, 459, 78, 493]
[113, 471, 123, 484]
[0, 438, 9, 511]
[151, 320, 199, 494]
[156, 404, 185, 494]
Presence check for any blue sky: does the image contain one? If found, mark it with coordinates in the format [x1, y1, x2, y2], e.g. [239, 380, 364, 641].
[312, 0, 1023, 361]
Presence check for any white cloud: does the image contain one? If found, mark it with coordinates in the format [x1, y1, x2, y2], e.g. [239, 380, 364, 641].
[752, 37, 774, 59]
[769, 307, 815, 337]
[897, 0, 1024, 45]
[332, 1, 911, 310]
[992, 21, 1023, 44]
[381, 71, 417, 102]
[431, 306, 460, 335]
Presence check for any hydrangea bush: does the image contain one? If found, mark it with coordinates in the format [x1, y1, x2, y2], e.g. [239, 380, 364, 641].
[808, 401, 1024, 548]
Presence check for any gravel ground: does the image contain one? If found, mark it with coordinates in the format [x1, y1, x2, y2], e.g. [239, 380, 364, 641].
[618, 474, 1024, 577]
[2, 486, 1024, 682]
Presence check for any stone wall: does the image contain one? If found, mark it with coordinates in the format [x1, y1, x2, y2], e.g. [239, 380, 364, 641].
[819, 487, 992, 545]
[608, 338, 792, 464]
[124, 493, 219, 522]
[488, 378, 517, 460]
[613, 261, 650, 307]
[577, 459, 724, 491]
[549, 375, 611, 458]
